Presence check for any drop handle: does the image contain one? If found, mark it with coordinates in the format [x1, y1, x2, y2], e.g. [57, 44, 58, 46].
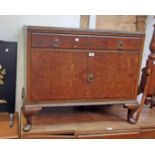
[87, 73, 94, 82]
[118, 41, 123, 49]
[51, 39, 60, 48]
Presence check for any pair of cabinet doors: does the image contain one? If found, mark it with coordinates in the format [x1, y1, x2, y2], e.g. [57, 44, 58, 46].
[29, 50, 140, 101]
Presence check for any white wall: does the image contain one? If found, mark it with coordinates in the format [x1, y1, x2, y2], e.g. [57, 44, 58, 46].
[0, 15, 154, 111]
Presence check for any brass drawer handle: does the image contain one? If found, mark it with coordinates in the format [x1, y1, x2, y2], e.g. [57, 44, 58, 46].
[118, 41, 123, 49]
[87, 73, 94, 82]
[52, 39, 60, 48]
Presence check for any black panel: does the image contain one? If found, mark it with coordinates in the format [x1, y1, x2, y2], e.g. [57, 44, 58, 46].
[0, 40, 17, 113]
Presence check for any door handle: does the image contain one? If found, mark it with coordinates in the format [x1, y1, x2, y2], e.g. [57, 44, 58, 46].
[87, 73, 94, 82]
[118, 40, 123, 49]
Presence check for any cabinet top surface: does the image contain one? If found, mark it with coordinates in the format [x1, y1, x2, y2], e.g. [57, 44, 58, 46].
[25, 26, 145, 37]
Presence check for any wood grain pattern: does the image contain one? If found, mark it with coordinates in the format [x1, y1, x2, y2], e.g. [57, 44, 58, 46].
[27, 28, 144, 102]
[31, 33, 142, 51]
[76, 132, 139, 139]
[30, 49, 87, 101]
[27, 26, 144, 36]
[29, 49, 141, 101]
[86, 51, 140, 99]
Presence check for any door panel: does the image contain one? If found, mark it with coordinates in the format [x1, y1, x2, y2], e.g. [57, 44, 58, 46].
[29, 49, 87, 101]
[86, 51, 140, 99]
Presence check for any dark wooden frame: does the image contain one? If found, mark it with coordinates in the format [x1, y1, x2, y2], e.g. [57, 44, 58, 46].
[144, 24, 155, 107]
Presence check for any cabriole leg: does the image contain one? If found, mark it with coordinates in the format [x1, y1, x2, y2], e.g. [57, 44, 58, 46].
[23, 107, 41, 132]
[23, 111, 32, 132]
[124, 103, 138, 124]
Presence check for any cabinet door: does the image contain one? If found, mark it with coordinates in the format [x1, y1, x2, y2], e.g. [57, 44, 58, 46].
[29, 49, 87, 101]
[86, 51, 140, 100]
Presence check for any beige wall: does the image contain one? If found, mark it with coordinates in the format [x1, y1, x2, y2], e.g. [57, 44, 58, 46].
[80, 15, 146, 32]
[96, 15, 137, 32]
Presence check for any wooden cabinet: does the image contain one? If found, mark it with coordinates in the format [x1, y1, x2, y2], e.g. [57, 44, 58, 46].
[23, 26, 145, 132]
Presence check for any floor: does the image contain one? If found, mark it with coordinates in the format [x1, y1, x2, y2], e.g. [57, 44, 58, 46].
[1, 105, 155, 138]
[0, 112, 19, 139]
[21, 105, 155, 138]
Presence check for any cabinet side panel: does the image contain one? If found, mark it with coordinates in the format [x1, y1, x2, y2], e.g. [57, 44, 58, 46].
[26, 30, 32, 102]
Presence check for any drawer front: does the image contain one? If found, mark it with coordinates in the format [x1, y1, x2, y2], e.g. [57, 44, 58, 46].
[140, 129, 155, 138]
[76, 132, 139, 139]
[23, 134, 75, 139]
[31, 33, 142, 51]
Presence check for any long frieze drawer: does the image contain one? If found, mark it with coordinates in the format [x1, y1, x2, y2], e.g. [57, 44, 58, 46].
[31, 33, 143, 51]
[140, 128, 155, 138]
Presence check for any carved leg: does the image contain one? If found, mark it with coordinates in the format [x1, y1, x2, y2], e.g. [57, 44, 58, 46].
[9, 113, 14, 128]
[23, 107, 41, 132]
[124, 103, 138, 124]
[23, 113, 32, 132]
